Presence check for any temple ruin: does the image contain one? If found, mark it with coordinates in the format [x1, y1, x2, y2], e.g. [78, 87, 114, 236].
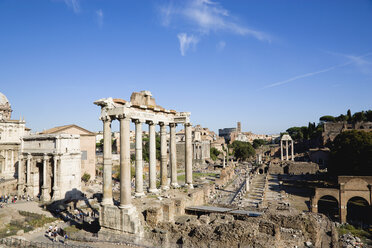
[94, 91, 193, 235]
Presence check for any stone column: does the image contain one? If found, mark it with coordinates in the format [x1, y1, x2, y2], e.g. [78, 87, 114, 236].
[120, 115, 132, 207]
[17, 155, 24, 196]
[291, 140, 294, 161]
[134, 119, 145, 197]
[52, 156, 60, 200]
[102, 116, 113, 206]
[11, 150, 14, 173]
[148, 121, 158, 193]
[185, 123, 193, 188]
[160, 123, 169, 190]
[41, 154, 51, 202]
[4, 150, 7, 173]
[223, 154, 226, 168]
[280, 140, 283, 161]
[170, 123, 178, 188]
[26, 154, 31, 196]
[285, 140, 289, 161]
[245, 176, 250, 191]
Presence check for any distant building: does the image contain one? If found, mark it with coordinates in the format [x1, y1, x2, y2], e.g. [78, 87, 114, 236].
[218, 127, 237, 143]
[41, 124, 96, 180]
[0, 92, 28, 179]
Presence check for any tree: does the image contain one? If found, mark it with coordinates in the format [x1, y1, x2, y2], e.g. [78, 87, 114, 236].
[347, 109, 352, 120]
[252, 139, 266, 149]
[142, 134, 161, 162]
[231, 141, 255, 161]
[352, 111, 366, 123]
[320, 115, 336, 122]
[329, 130, 372, 176]
[366, 110, 372, 122]
[210, 147, 220, 161]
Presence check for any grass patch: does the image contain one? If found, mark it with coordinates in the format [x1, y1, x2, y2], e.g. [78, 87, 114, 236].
[0, 211, 56, 239]
[64, 225, 80, 234]
[338, 224, 371, 239]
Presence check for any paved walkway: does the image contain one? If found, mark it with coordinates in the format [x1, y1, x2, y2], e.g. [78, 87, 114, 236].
[5, 200, 54, 217]
[241, 174, 266, 208]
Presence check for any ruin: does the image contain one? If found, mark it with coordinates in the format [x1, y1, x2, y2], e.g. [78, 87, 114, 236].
[280, 134, 294, 161]
[94, 91, 193, 235]
[311, 176, 372, 223]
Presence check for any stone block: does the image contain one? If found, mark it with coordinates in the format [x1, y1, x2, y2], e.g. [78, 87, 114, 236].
[144, 205, 163, 226]
[174, 198, 185, 215]
[162, 200, 175, 222]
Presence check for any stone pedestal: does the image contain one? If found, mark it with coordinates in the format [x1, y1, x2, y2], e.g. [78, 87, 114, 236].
[41, 186, 51, 202]
[100, 204, 143, 236]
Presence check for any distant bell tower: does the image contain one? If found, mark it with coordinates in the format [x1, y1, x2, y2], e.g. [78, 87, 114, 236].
[237, 122, 241, 133]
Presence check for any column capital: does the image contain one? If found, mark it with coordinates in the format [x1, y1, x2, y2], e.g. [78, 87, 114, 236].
[117, 114, 126, 119]
[100, 115, 113, 122]
[159, 121, 169, 126]
[169, 123, 177, 128]
[146, 120, 158, 125]
[19, 154, 24, 160]
[27, 153, 32, 160]
[53, 155, 60, 160]
[43, 154, 49, 160]
[133, 119, 145, 124]
[184, 122, 192, 127]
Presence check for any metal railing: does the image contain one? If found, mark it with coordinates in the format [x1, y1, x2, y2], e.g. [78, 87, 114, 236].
[0, 237, 92, 248]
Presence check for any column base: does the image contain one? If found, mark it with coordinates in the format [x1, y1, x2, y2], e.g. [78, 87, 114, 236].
[40, 187, 51, 202]
[171, 183, 179, 188]
[185, 183, 194, 189]
[161, 185, 170, 191]
[148, 188, 159, 194]
[17, 183, 24, 196]
[100, 204, 143, 236]
[135, 192, 145, 198]
[101, 198, 114, 206]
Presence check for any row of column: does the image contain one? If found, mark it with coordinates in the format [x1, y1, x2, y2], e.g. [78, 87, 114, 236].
[17, 154, 60, 201]
[101, 115, 193, 208]
[280, 140, 294, 161]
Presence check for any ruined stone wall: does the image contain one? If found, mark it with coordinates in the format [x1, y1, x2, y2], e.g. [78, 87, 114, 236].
[287, 162, 319, 175]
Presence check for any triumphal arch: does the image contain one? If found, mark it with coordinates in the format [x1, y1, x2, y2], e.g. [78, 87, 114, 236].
[94, 91, 193, 235]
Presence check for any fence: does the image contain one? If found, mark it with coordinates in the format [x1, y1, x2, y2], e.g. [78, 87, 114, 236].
[0, 237, 92, 248]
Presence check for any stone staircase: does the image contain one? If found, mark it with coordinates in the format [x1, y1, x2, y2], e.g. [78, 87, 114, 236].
[241, 174, 267, 208]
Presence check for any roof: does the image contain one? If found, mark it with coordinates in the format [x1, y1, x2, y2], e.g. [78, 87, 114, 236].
[41, 124, 95, 136]
[0, 92, 9, 106]
[281, 134, 293, 141]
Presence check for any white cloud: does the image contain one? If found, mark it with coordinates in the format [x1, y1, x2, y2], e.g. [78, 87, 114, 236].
[63, 0, 80, 13]
[259, 52, 372, 90]
[160, 0, 270, 42]
[96, 9, 104, 28]
[216, 41, 226, 51]
[177, 33, 199, 56]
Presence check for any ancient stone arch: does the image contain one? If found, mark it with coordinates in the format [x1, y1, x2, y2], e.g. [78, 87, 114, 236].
[311, 176, 372, 223]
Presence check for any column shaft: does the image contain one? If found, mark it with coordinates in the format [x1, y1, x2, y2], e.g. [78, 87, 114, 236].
[148, 122, 158, 193]
[134, 120, 144, 197]
[120, 116, 131, 207]
[291, 140, 294, 161]
[185, 123, 193, 188]
[17, 155, 24, 196]
[285, 140, 289, 161]
[52, 156, 60, 200]
[102, 117, 113, 205]
[41, 155, 50, 201]
[170, 123, 178, 187]
[280, 140, 283, 161]
[26, 154, 31, 195]
[160, 124, 169, 190]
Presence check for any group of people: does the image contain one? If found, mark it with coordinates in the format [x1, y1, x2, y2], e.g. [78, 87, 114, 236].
[46, 225, 68, 243]
[0, 194, 18, 205]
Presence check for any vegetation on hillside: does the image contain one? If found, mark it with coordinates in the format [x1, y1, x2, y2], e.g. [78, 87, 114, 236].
[329, 130, 372, 176]
[210, 147, 220, 161]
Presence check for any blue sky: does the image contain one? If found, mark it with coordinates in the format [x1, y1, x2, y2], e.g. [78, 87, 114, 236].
[1, 0, 371, 134]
